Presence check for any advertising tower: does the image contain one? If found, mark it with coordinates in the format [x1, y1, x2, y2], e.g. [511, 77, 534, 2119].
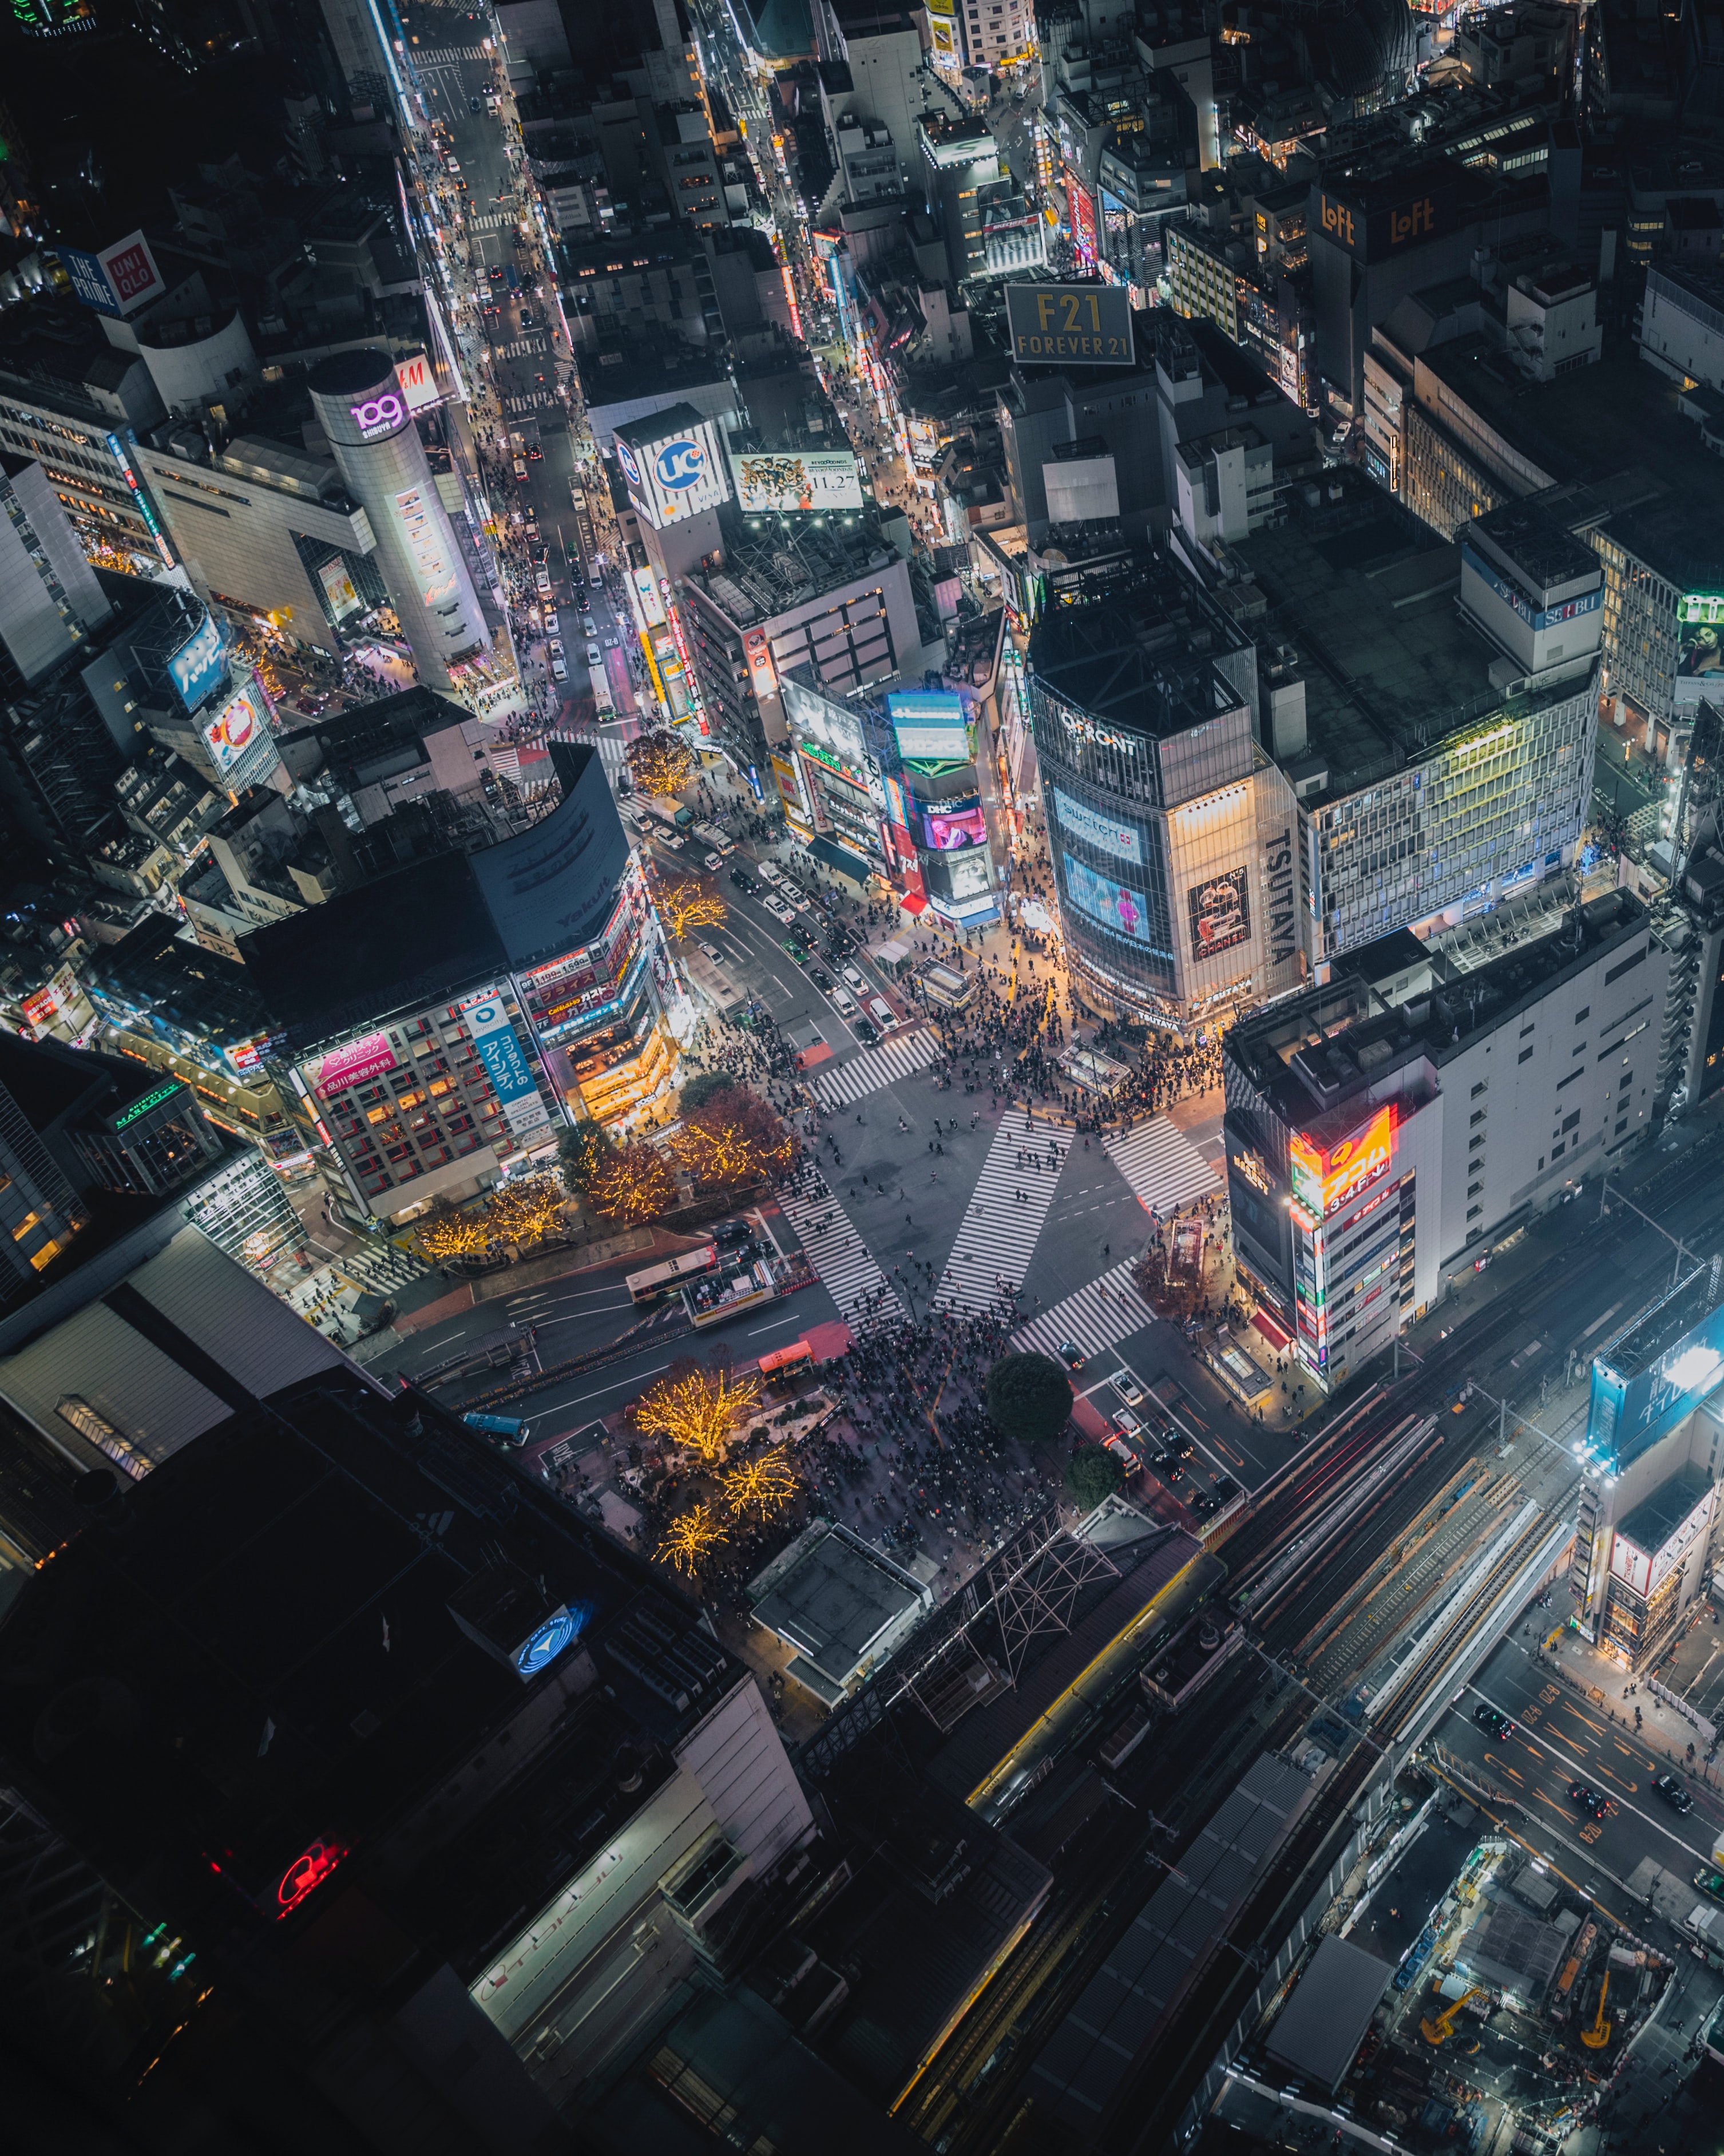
[306, 351, 488, 688]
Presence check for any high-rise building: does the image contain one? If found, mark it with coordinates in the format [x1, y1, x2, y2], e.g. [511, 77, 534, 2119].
[0, 452, 113, 691]
[306, 350, 490, 687]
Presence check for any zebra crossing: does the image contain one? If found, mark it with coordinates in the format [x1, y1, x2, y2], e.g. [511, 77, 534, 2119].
[501, 337, 547, 359]
[933, 1118, 1072, 1318]
[334, 1235, 430, 1296]
[503, 391, 561, 414]
[467, 213, 509, 234]
[811, 1028, 940, 1108]
[1010, 1259, 1159, 1363]
[1103, 1118, 1217, 1220]
[776, 1173, 902, 1335]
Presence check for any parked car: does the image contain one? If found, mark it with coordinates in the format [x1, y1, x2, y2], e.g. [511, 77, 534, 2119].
[1652, 1773, 1695, 1814]
[697, 941, 722, 962]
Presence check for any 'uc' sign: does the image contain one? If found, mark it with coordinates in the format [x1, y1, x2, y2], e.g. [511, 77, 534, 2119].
[350, 393, 404, 437]
[655, 438, 706, 490]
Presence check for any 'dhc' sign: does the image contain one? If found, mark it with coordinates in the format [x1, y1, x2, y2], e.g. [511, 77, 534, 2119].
[1312, 168, 1458, 263]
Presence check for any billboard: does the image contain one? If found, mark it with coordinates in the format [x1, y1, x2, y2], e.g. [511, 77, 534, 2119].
[887, 688, 968, 763]
[616, 417, 730, 528]
[1053, 785, 1142, 864]
[57, 229, 165, 317]
[1188, 865, 1251, 960]
[314, 1032, 397, 1096]
[393, 485, 459, 607]
[394, 349, 442, 415]
[203, 682, 263, 776]
[461, 992, 552, 1141]
[1590, 1281, 1724, 1467]
[1064, 855, 1153, 944]
[1675, 592, 1724, 710]
[1068, 180, 1099, 267]
[883, 775, 912, 831]
[1288, 1105, 1396, 1223]
[319, 557, 362, 620]
[921, 798, 987, 850]
[167, 611, 228, 713]
[1005, 283, 1135, 369]
[730, 446, 865, 513]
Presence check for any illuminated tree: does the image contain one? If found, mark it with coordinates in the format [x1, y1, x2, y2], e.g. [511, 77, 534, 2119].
[558, 1117, 613, 1198]
[719, 1447, 799, 1520]
[418, 1202, 489, 1262]
[656, 881, 728, 941]
[486, 1173, 564, 1247]
[630, 1364, 761, 1462]
[589, 1138, 676, 1224]
[669, 1090, 798, 1192]
[627, 729, 695, 797]
[660, 1502, 729, 1574]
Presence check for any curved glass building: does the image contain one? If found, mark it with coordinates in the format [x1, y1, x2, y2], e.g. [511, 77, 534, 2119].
[1030, 590, 1302, 1034]
[307, 350, 488, 687]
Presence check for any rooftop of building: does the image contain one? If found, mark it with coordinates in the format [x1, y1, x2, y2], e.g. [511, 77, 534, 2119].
[688, 512, 902, 625]
[276, 681, 469, 776]
[0, 296, 145, 410]
[1468, 495, 1600, 591]
[0, 1029, 184, 1141]
[0, 1315, 748, 1971]
[1226, 888, 1654, 1138]
[1230, 477, 1575, 802]
[1617, 1458, 1714, 1561]
[751, 1521, 926, 1693]
[244, 741, 625, 1044]
[1416, 330, 1724, 551]
[575, 337, 730, 414]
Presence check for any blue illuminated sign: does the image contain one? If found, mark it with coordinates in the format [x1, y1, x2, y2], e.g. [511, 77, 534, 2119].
[655, 438, 707, 490]
[1588, 1281, 1724, 1469]
[512, 1599, 595, 1677]
[166, 612, 228, 712]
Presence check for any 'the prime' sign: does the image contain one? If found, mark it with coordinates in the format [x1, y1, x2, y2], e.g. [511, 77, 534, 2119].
[1006, 283, 1135, 369]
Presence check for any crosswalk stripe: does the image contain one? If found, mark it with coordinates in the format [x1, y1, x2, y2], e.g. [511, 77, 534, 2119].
[1010, 1258, 1159, 1362]
[777, 1170, 902, 1335]
[1103, 1118, 1217, 1220]
[811, 1028, 940, 1107]
[932, 1116, 1071, 1317]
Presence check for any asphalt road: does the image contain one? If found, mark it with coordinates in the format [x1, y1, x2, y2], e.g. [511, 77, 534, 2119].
[1442, 1627, 1724, 1897]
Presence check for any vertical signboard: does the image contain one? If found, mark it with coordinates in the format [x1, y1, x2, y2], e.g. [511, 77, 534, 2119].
[462, 992, 553, 1140]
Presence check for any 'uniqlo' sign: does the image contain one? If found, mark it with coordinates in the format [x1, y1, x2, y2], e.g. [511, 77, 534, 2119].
[103, 235, 162, 306]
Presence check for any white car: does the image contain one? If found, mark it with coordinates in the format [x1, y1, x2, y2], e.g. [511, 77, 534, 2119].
[550, 658, 566, 682]
[547, 638, 564, 659]
[581, 616, 596, 635]
[867, 995, 895, 1031]
[757, 861, 783, 886]
[703, 851, 723, 871]
[782, 886, 811, 911]
[1112, 1372, 1143, 1406]
[830, 985, 857, 1014]
[766, 897, 796, 924]
[698, 941, 722, 961]
[841, 964, 865, 991]
[543, 610, 558, 634]
[585, 642, 601, 664]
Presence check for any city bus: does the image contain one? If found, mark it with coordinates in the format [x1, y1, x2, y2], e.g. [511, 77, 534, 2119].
[758, 1339, 811, 1378]
[683, 1260, 776, 1328]
[625, 1245, 717, 1303]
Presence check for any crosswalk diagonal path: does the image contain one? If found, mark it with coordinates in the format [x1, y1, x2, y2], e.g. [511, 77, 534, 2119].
[776, 1172, 902, 1335]
[1010, 1259, 1159, 1363]
[933, 1118, 1072, 1318]
[811, 1028, 940, 1108]
[1103, 1118, 1217, 1220]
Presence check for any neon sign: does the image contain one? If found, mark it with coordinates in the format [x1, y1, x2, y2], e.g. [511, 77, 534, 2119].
[349, 393, 405, 438]
[1289, 1104, 1396, 1220]
[276, 1838, 350, 1918]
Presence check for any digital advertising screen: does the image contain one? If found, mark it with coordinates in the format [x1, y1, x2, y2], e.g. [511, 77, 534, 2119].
[1053, 785, 1142, 864]
[616, 414, 731, 528]
[921, 799, 987, 850]
[201, 682, 263, 776]
[167, 611, 229, 713]
[730, 447, 865, 513]
[1187, 865, 1251, 960]
[1064, 854, 1153, 944]
[1590, 1288, 1724, 1468]
[887, 689, 968, 763]
[1288, 1105, 1396, 1223]
[1675, 591, 1724, 708]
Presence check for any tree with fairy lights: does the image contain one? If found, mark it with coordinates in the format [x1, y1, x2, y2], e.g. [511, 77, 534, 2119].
[718, 1447, 799, 1521]
[656, 880, 728, 941]
[669, 1086, 798, 1192]
[629, 1362, 761, 1462]
[660, 1502, 728, 1574]
[588, 1138, 676, 1224]
[626, 729, 695, 797]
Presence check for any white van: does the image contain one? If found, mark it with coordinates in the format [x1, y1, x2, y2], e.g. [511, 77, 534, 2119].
[867, 995, 895, 1031]
[757, 861, 783, 886]
[831, 985, 858, 1015]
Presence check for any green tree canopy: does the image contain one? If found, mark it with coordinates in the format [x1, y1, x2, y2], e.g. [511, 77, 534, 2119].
[558, 1118, 613, 1197]
[679, 1071, 742, 1115]
[985, 1352, 1073, 1447]
[1064, 1446, 1125, 1511]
